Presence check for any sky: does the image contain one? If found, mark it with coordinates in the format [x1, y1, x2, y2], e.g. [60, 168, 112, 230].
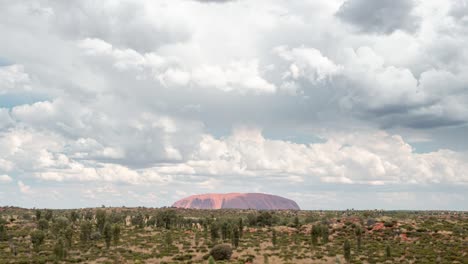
[0, 0, 467, 210]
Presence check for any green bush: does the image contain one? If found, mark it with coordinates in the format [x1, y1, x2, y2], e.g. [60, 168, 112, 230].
[210, 244, 233, 261]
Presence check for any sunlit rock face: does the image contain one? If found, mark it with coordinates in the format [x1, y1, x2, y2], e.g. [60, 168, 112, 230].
[172, 193, 300, 210]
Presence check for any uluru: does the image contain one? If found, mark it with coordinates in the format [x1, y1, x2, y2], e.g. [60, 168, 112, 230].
[172, 193, 300, 210]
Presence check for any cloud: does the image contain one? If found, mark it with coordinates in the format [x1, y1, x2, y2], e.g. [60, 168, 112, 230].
[339, 47, 468, 128]
[0, 0, 467, 209]
[18, 181, 31, 194]
[18, 127, 466, 189]
[47, 1, 191, 53]
[78, 38, 276, 94]
[0, 65, 31, 95]
[191, 60, 276, 94]
[336, 0, 420, 34]
[186, 128, 468, 186]
[0, 174, 12, 183]
[193, 0, 236, 3]
[275, 46, 342, 81]
[450, 0, 468, 22]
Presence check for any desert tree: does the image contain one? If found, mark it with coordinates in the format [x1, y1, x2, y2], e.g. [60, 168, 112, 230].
[96, 209, 107, 233]
[31, 230, 45, 252]
[44, 209, 53, 221]
[272, 229, 277, 248]
[231, 225, 240, 248]
[80, 221, 93, 244]
[69, 210, 79, 223]
[52, 216, 69, 237]
[132, 213, 144, 228]
[53, 237, 67, 260]
[38, 219, 49, 231]
[311, 225, 321, 246]
[238, 218, 244, 238]
[294, 216, 300, 228]
[221, 222, 229, 241]
[210, 223, 220, 242]
[0, 219, 7, 241]
[35, 210, 41, 221]
[343, 239, 351, 263]
[64, 227, 73, 247]
[386, 244, 391, 259]
[84, 210, 93, 221]
[164, 231, 173, 249]
[103, 222, 112, 249]
[112, 224, 121, 245]
[355, 226, 362, 251]
[322, 225, 329, 244]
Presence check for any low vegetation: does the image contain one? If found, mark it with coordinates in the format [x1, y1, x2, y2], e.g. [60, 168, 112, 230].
[0, 207, 466, 263]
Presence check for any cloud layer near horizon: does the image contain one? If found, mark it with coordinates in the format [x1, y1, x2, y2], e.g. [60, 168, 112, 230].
[0, 0, 467, 209]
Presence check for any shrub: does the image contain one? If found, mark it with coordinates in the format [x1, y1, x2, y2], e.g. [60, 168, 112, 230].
[52, 216, 69, 236]
[31, 230, 45, 251]
[38, 219, 49, 231]
[210, 244, 233, 261]
[90, 231, 101, 241]
[44, 210, 53, 221]
[80, 221, 93, 243]
[343, 239, 351, 263]
[103, 223, 112, 248]
[54, 237, 67, 260]
[0, 222, 7, 241]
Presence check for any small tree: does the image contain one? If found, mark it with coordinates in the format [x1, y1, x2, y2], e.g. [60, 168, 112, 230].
[80, 221, 93, 244]
[103, 223, 112, 249]
[221, 222, 230, 241]
[272, 229, 277, 248]
[232, 226, 240, 248]
[112, 224, 121, 245]
[64, 227, 73, 247]
[84, 210, 93, 220]
[322, 225, 329, 244]
[210, 223, 220, 242]
[355, 226, 362, 251]
[44, 210, 53, 221]
[69, 210, 79, 222]
[343, 239, 351, 263]
[53, 237, 67, 260]
[256, 211, 273, 226]
[238, 218, 244, 238]
[294, 216, 300, 228]
[35, 210, 41, 221]
[165, 231, 173, 249]
[132, 213, 145, 228]
[311, 225, 320, 246]
[0, 222, 7, 241]
[386, 244, 391, 259]
[96, 209, 107, 233]
[52, 216, 69, 237]
[31, 230, 45, 252]
[38, 219, 49, 231]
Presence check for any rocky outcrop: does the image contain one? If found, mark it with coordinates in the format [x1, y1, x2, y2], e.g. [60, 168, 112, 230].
[172, 193, 300, 210]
